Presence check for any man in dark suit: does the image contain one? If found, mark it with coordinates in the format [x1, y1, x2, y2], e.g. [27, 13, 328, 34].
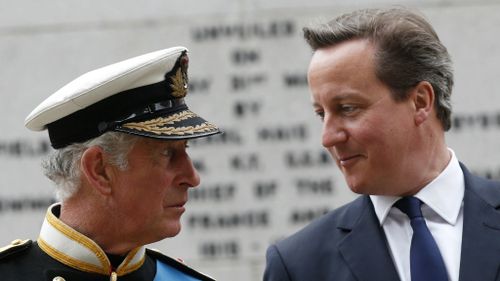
[264, 7, 500, 281]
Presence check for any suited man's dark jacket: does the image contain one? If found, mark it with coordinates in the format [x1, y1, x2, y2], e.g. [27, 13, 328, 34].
[264, 164, 500, 281]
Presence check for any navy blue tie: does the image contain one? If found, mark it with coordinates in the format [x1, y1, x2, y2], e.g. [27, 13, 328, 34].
[395, 197, 448, 281]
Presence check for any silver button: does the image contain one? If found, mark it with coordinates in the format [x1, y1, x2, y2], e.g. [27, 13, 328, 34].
[53, 277, 66, 281]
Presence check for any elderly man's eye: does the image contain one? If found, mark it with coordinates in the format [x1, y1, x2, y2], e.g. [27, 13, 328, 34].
[314, 111, 325, 121]
[161, 149, 174, 158]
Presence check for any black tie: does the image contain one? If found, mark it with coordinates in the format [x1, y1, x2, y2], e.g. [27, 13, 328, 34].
[395, 197, 448, 281]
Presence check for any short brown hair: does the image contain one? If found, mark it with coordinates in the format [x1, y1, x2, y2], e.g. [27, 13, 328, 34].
[304, 8, 453, 130]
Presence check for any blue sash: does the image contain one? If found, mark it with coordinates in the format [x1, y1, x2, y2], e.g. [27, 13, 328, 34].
[153, 260, 201, 281]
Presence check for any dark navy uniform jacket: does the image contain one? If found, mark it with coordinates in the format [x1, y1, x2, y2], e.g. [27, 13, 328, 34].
[0, 204, 214, 281]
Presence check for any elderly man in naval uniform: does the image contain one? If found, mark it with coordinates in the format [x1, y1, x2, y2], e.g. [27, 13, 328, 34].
[0, 47, 219, 281]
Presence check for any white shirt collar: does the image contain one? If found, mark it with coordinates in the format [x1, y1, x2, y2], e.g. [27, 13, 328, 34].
[370, 148, 464, 225]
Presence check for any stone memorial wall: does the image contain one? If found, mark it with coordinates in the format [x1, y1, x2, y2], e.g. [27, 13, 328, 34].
[1, 1, 499, 280]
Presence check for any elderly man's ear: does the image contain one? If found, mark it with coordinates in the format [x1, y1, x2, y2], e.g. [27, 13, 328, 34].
[80, 146, 114, 195]
[412, 81, 435, 126]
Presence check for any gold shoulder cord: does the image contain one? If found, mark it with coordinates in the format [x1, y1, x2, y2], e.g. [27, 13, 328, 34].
[0, 239, 30, 254]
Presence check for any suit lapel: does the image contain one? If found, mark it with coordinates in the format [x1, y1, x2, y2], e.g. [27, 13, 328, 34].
[338, 196, 400, 281]
[459, 165, 500, 281]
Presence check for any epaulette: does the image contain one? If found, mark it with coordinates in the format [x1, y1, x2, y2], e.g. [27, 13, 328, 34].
[146, 248, 216, 281]
[0, 239, 32, 259]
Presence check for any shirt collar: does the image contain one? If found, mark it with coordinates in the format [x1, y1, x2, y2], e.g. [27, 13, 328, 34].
[37, 203, 146, 276]
[370, 148, 464, 225]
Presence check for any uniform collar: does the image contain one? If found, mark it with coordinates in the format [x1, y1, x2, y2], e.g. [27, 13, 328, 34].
[38, 203, 146, 277]
[370, 148, 465, 225]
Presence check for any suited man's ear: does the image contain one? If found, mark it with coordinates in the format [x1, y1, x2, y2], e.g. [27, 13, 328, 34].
[80, 146, 114, 196]
[411, 81, 435, 126]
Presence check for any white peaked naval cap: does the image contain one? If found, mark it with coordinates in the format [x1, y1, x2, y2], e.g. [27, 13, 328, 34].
[25, 46, 220, 148]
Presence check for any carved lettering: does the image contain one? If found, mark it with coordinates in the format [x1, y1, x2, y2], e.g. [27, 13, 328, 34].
[254, 181, 278, 199]
[285, 150, 333, 168]
[231, 49, 261, 65]
[230, 153, 260, 170]
[189, 183, 237, 202]
[191, 20, 295, 42]
[233, 101, 262, 118]
[290, 207, 330, 224]
[0, 139, 51, 157]
[200, 240, 240, 258]
[192, 159, 206, 173]
[257, 124, 308, 142]
[283, 73, 308, 87]
[296, 178, 334, 195]
[189, 77, 212, 93]
[0, 197, 56, 213]
[231, 74, 266, 91]
[189, 128, 243, 146]
[187, 210, 269, 229]
[452, 112, 500, 131]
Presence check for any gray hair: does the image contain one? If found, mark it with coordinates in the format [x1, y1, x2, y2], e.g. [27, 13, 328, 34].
[42, 132, 139, 201]
[303, 7, 454, 130]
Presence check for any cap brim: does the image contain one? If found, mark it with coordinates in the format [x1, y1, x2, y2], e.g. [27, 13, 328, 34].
[115, 109, 220, 140]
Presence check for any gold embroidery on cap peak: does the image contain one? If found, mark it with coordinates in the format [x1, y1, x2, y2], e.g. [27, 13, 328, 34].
[170, 68, 187, 98]
[123, 111, 218, 136]
[123, 110, 195, 128]
[126, 121, 217, 135]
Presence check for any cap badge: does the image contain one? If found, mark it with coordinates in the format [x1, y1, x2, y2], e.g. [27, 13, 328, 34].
[170, 55, 189, 98]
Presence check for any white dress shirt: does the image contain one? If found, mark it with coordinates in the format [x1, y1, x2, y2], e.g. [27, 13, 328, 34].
[370, 149, 464, 281]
